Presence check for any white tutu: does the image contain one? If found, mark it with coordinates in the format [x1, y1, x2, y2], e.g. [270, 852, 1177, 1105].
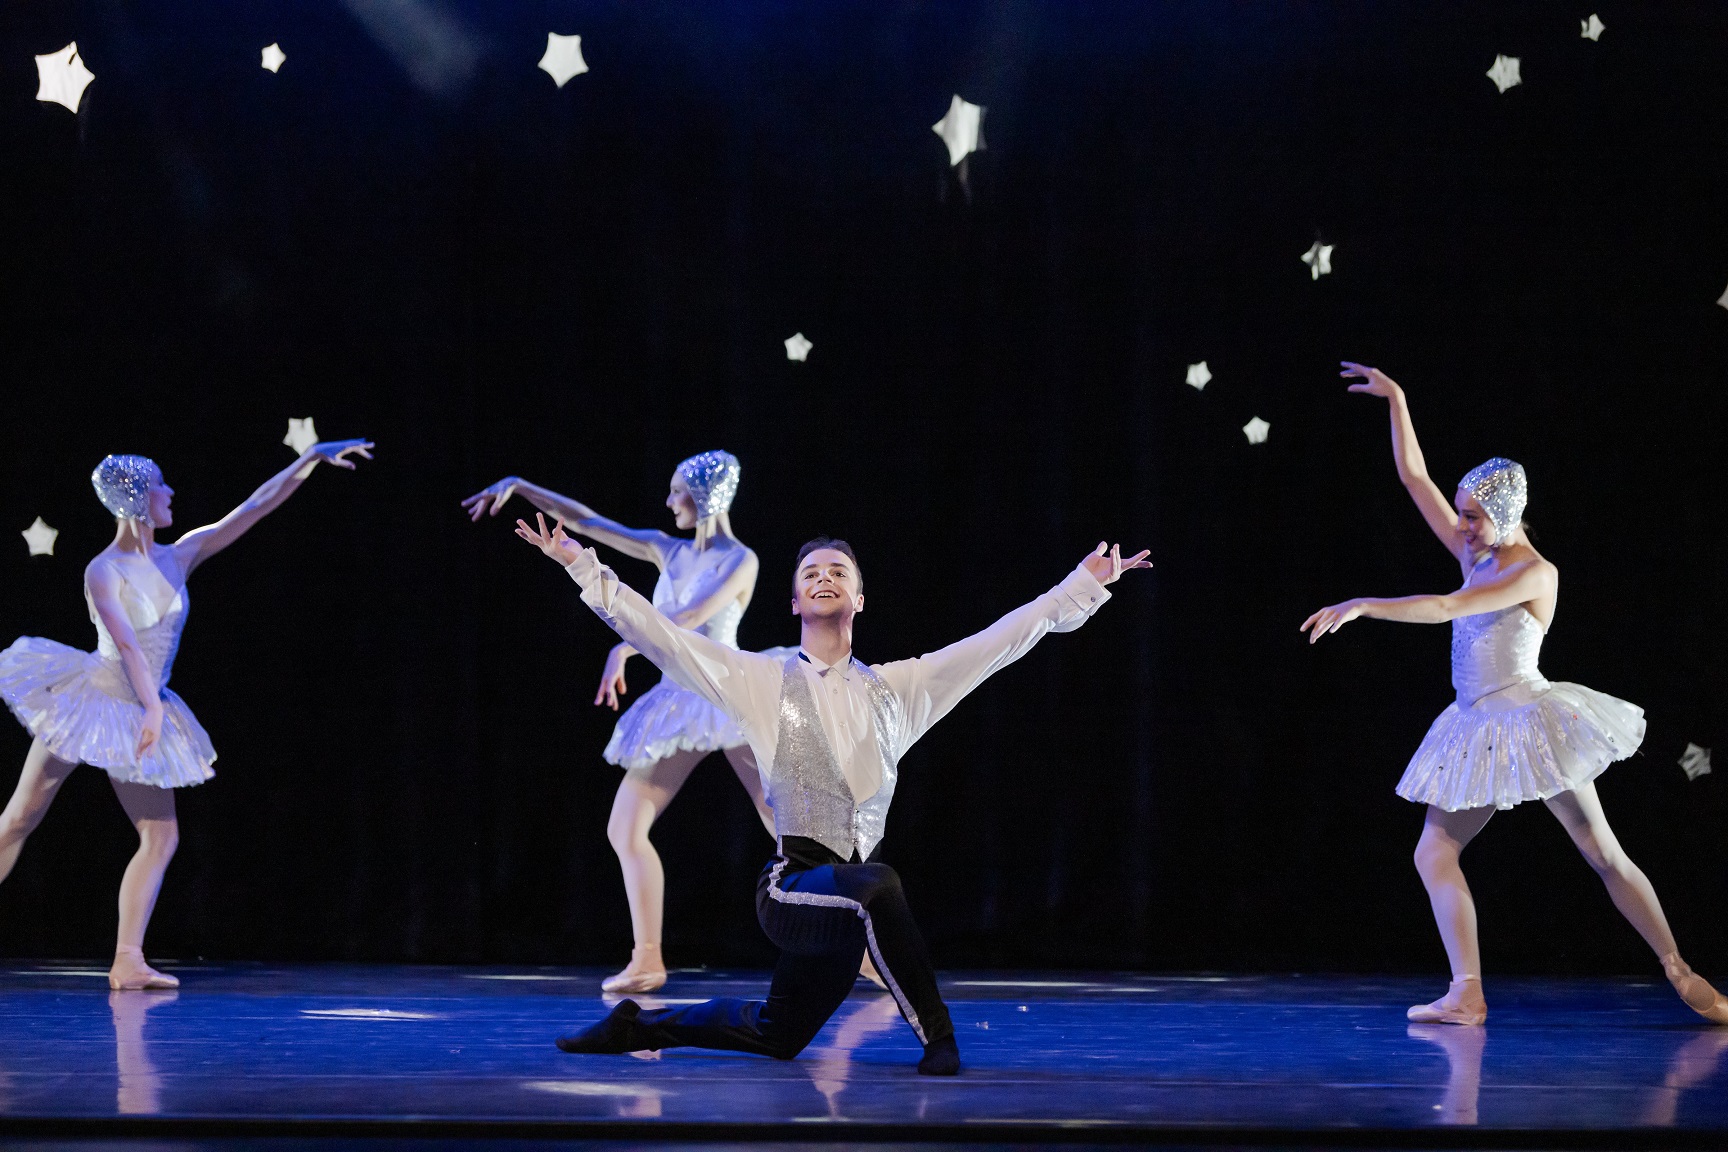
[1396, 679, 1644, 812]
[0, 637, 216, 789]
[604, 678, 746, 771]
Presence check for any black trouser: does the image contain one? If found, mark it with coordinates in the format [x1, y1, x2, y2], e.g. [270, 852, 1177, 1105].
[627, 836, 953, 1059]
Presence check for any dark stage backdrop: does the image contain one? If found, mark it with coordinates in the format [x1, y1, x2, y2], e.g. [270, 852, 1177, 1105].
[1, 1, 1724, 975]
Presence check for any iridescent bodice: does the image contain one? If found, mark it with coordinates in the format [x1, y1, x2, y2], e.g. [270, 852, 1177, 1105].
[651, 544, 745, 650]
[1450, 605, 1544, 706]
[84, 566, 188, 691]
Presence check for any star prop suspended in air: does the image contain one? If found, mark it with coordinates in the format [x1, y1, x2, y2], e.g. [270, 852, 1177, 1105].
[1302, 242, 1333, 281]
[1185, 361, 1212, 391]
[35, 42, 94, 113]
[1580, 15, 1605, 40]
[1717, 282, 1728, 312]
[1242, 417, 1270, 445]
[21, 517, 58, 557]
[1486, 55, 1522, 94]
[784, 333, 813, 362]
[261, 43, 286, 72]
[1679, 743, 1712, 781]
[539, 33, 588, 88]
[284, 417, 319, 454]
[932, 95, 985, 167]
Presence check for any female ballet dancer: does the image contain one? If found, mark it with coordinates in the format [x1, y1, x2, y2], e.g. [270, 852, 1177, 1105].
[463, 451, 781, 994]
[0, 439, 373, 990]
[1300, 362, 1727, 1026]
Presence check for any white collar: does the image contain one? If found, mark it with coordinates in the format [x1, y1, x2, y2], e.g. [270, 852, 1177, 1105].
[798, 647, 854, 677]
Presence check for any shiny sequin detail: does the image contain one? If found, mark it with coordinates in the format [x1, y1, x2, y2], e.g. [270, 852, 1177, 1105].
[90, 454, 160, 523]
[677, 450, 741, 519]
[1458, 457, 1527, 547]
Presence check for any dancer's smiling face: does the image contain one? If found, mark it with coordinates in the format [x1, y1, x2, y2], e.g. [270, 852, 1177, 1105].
[146, 468, 174, 528]
[792, 549, 864, 622]
[666, 472, 699, 530]
[1453, 489, 1493, 552]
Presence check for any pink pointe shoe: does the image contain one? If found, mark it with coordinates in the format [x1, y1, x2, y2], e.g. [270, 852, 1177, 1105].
[109, 946, 180, 992]
[859, 952, 888, 990]
[1407, 975, 1487, 1026]
[601, 946, 667, 995]
[1663, 953, 1728, 1025]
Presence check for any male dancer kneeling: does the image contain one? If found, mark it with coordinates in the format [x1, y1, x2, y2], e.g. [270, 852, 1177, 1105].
[516, 515, 1150, 1075]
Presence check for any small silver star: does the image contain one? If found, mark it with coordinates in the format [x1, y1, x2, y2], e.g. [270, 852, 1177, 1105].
[1185, 361, 1212, 391]
[784, 333, 813, 362]
[1679, 743, 1712, 781]
[22, 517, 58, 557]
[538, 33, 588, 88]
[1580, 15, 1605, 41]
[1486, 54, 1522, 94]
[284, 417, 319, 454]
[35, 42, 95, 114]
[932, 95, 985, 167]
[1717, 281, 1728, 312]
[261, 43, 286, 73]
[1301, 242, 1334, 280]
[1242, 416, 1270, 445]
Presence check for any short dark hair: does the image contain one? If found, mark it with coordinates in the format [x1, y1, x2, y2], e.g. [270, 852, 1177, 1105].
[793, 536, 862, 594]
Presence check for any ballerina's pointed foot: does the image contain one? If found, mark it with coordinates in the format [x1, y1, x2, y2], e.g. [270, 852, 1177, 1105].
[109, 947, 179, 992]
[1406, 976, 1486, 1026]
[859, 952, 888, 990]
[1664, 954, 1728, 1025]
[601, 946, 667, 995]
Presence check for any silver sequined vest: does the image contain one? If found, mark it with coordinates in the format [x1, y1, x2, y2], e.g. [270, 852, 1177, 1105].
[768, 654, 904, 860]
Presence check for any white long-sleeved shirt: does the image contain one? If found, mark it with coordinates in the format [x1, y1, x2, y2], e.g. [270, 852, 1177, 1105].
[566, 549, 1110, 804]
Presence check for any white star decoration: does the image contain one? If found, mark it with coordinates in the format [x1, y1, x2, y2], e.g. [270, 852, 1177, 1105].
[261, 43, 286, 73]
[538, 33, 588, 88]
[932, 95, 985, 167]
[1242, 416, 1270, 445]
[22, 517, 58, 557]
[1301, 242, 1333, 280]
[284, 417, 319, 454]
[1580, 15, 1605, 41]
[1679, 743, 1712, 781]
[35, 42, 95, 114]
[1717, 282, 1728, 312]
[1486, 55, 1522, 94]
[784, 333, 813, 362]
[1185, 361, 1212, 391]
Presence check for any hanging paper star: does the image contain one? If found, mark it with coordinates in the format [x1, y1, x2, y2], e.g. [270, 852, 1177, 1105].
[1679, 743, 1712, 781]
[784, 333, 812, 362]
[1301, 242, 1334, 280]
[538, 33, 588, 88]
[21, 517, 58, 557]
[1242, 417, 1270, 445]
[1486, 55, 1522, 94]
[261, 43, 286, 72]
[35, 42, 95, 114]
[932, 95, 985, 167]
[1717, 282, 1728, 312]
[284, 418, 319, 454]
[1185, 361, 1212, 391]
[1580, 15, 1605, 40]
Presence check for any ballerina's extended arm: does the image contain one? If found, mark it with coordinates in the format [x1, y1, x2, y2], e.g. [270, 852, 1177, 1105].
[1300, 559, 1554, 644]
[172, 439, 374, 574]
[462, 477, 672, 565]
[1341, 362, 1467, 562]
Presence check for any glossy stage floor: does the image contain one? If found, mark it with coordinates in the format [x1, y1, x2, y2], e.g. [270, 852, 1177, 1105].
[1, 963, 1726, 1150]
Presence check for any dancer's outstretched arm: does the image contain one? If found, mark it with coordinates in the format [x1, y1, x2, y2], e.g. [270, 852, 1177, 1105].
[85, 560, 166, 759]
[1341, 363, 1465, 561]
[1300, 558, 1554, 643]
[463, 477, 669, 565]
[173, 439, 374, 574]
[593, 546, 760, 710]
[879, 542, 1150, 754]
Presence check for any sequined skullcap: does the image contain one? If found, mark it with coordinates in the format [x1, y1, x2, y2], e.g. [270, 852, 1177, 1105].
[91, 454, 161, 522]
[1458, 457, 1527, 547]
[677, 450, 741, 519]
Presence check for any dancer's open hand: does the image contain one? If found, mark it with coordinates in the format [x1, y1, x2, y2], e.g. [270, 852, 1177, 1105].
[515, 512, 583, 567]
[461, 477, 521, 521]
[136, 701, 163, 760]
[1300, 599, 1363, 644]
[310, 439, 375, 469]
[1080, 542, 1152, 586]
[1340, 362, 1400, 398]
[595, 644, 631, 710]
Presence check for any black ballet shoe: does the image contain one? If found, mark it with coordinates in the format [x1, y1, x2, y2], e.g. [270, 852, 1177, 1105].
[557, 998, 650, 1053]
[917, 1034, 961, 1076]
